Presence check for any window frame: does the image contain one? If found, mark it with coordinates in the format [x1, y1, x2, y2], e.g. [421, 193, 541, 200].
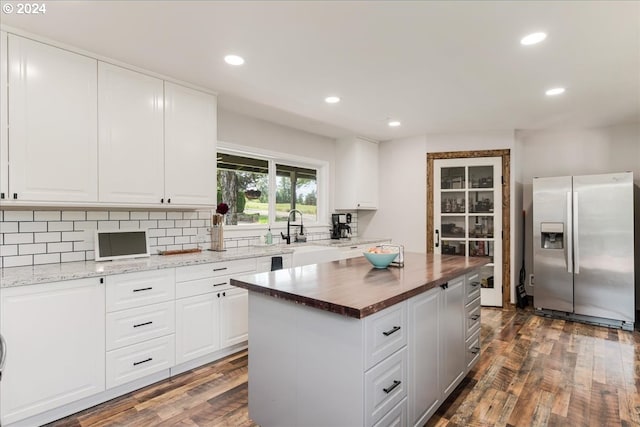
[217, 141, 329, 230]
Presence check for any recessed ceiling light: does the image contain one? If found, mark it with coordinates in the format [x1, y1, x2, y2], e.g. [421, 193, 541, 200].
[520, 32, 547, 46]
[545, 87, 566, 96]
[224, 54, 245, 66]
[325, 96, 340, 104]
[388, 120, 401, 127]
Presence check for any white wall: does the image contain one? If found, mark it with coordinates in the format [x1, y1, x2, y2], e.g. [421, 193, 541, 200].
[369, 130, 519, 304]
[360, 135, 427, 252]
[218, 108, 335, 169]
[518, 123, 640, 299]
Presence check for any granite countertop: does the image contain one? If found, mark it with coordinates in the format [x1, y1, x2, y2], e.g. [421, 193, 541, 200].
[0, 245, 293, 288]
[0, 237, 392, 288]
[231, 253, 489, 319]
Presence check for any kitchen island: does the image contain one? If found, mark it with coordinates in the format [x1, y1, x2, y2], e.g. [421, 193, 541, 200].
[231, 252, 489, 427]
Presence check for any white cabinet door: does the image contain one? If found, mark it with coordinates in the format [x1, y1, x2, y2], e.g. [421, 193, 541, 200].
[0, 31, 8, 201]
[219, 287, 249, 348]
[8, 34, 98, 202]
[164, 82, 217, 206]
[335, 137, 379, 210]
[98, 62, 164, 204]
[175, 293, 220, 364]
[408, 286, 440, 427]
[0, 277, 105, 425]
[440, 276, 465, 397]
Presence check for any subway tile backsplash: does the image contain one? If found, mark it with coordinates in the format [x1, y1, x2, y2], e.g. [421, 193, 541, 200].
[0, 210, 357, 268]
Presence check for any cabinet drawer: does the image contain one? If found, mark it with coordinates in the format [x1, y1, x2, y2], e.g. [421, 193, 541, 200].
[466, 271, 481, 303]
[465, 297, 481, 338]
[176, 276, 231, 299]
[365, 302, 407, 370]
[106, 269, 175, 312]
[106, 335, 175, 388]
[175, 259, 256, 282]
[465, 330, 481, 371]
[373, 397, 407, 427]
[106, 301, 175, 350]
[365, 348, 407, 427]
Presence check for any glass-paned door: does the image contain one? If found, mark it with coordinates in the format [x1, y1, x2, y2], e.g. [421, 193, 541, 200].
[434, 157, 502, 306]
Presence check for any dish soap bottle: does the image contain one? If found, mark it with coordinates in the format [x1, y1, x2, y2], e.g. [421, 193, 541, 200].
[265, 227, 273, 245]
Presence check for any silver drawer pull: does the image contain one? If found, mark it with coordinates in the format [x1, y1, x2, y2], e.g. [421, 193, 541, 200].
[133, 287, 153, 293]
[382, 326, 401, 336]
[470, 315, 480, 321]
[470, 347, 480, 355]
[133, 321, 153, 328]
[383, 380, 401, 394]
[470, 281, 480, 288]
[133, 357, 153, 366]
[213, 267, 228, 272]
[213, 282, 227, 287]
[350, 246, 358, 249]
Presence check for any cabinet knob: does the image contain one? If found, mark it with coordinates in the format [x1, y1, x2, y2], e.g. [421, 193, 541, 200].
[12, 193, 17, 200]
[0, 193, 4, 199]
[223, 292, 226, 297]
[160, 198, 164, 203]
[99, 278, 104, 284]
[167, 198, 171, 204]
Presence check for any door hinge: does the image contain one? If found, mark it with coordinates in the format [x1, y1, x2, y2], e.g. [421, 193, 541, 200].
[501, 175, 505, 185]
[502, 230, 504, 240]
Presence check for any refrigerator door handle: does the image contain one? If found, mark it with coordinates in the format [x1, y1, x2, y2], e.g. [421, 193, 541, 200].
[566, 192, 573, 274]
[573, 191, 579, 274]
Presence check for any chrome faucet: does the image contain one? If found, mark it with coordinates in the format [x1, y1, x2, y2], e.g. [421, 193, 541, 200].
[281, 209, 306, 244]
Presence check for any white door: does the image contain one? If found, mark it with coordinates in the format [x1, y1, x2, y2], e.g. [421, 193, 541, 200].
[164, 82, 217, 206]
[98, 62, 164, 204]
[433, 157, 503, 306]
[8, 35, 98, 202]
[0, 278, 105, 425]
[219, 287, 249, 348]
[175, 293, 220, 364]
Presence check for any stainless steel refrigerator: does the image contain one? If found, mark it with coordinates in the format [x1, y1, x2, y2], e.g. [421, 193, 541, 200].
[533, 172, 635, 330]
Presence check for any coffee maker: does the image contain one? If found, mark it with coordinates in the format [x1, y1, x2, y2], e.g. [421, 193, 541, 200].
[331, 213, 351, 239]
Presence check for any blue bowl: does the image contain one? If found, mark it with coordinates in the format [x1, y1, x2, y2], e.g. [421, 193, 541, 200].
[363, 251, 398, 269]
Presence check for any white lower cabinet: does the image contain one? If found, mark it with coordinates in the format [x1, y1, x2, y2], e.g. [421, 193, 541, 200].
[219, 287, 249, 348]
[175, 293, 220, 364]
[106, 335, 176, 389]
[440, 276, 466, 397]
[0, 277, 105, 426]
[374, 398, 407, 427]
[175, 260, 254, 365]
[408, 286, 440, 426]
[105, 269, 176, 389]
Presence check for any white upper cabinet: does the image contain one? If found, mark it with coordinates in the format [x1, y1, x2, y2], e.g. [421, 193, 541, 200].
[98, 62, 164, 204]
[1, 31, 8, 201]
[164, 82, 217, 206]
[335, 137, 379, 210]
[7, 34, 98, 202]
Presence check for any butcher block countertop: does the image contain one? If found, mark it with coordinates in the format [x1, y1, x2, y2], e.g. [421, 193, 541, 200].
[231, 252, 489, 318]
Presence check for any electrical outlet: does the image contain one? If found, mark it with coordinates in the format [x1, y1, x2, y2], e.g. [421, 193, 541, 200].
[529, 274, 535, 286]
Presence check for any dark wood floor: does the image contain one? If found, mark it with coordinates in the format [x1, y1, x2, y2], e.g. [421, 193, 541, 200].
[48, 307, 640, 427]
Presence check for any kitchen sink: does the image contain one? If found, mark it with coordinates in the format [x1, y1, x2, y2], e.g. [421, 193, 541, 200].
[291, 245, 341, 267]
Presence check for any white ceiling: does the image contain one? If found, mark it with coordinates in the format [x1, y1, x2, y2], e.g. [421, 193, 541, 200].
[2, 1, 639, 141]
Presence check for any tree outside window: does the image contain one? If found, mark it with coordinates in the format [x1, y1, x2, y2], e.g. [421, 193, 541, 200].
[216, 152, 318, 225]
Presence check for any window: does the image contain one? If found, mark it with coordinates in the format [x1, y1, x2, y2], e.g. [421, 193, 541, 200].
[216, 147, 323, 227]
[275, 164, 317, 223]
